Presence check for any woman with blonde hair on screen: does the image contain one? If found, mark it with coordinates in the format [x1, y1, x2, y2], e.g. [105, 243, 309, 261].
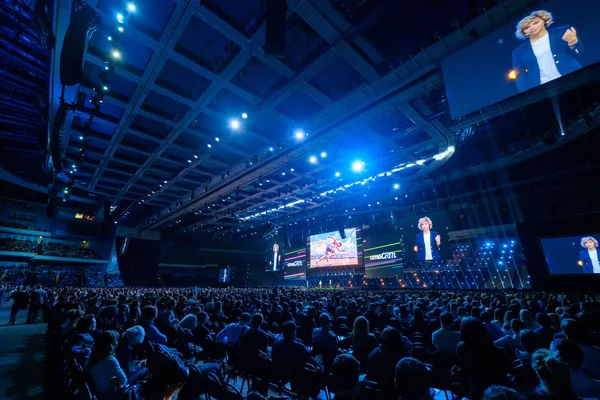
[579, 236, 599, 274]
[512, 10, 583, 93]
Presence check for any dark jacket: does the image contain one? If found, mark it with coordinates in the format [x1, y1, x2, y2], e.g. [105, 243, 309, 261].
[579, 249, 598, 274]
[415, 231, 441, 261]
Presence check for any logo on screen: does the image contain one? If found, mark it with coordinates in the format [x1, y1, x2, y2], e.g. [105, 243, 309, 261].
[369, 252, 398, 261]
[286, 261, 304, 267]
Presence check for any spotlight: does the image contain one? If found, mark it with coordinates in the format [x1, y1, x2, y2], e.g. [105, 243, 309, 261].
[351, 160, 365, 173]
[116, 13, 124, 23]
[308, 155, 317, 164]
[108, 36, 112, 41]
[164, 180, 167, 184]
[230, 119, 240, 129]
[102, 86, 109, 91]
[320, 152, 327, 158]
[295, 130, 305, 140]
[79, 136, 84, 140]
[508, 70, 517, 80]
[215, 137, 220, 142]
[72, 164, 76, 168]
[104, 66, 109, 70]
[281, 171, 286, 176]
[118, 26, 124, 32]
[290, 168, 294, 172]
[194, 155, 198, 159]
[335, 172, 340, 177]
[111, 50, 121, 59]
[242, 113, 248, 119]
[127, 3, 136, 12]
[207, 144, 212, 148]
[393, 183, 400, 190]
[269, 147, 274, 152]
[187, 159, 192, 163]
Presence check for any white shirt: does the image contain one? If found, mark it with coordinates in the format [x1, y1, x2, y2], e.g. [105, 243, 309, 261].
[273, 252, 278, 271]
[588, 250, 600, 273]
[531, 33, 561, 84]
[424, 232, 432, 260]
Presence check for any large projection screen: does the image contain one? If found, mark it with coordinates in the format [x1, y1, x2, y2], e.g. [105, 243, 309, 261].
[442, 0, 600, 119]
[309, 228, 358, 268]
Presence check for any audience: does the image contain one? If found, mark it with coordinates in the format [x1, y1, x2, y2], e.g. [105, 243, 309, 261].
[432, 311, 460, 353]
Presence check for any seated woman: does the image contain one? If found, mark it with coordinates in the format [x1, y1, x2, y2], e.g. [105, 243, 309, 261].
[349, 316, 377, 373]
[88, 330, 127, 398]
[116, 325, 147, 381]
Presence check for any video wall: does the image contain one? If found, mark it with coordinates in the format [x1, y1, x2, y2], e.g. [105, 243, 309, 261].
[401, 213, 453, 263]
[540, 234, 600, 275]
[218, 267, 232, 283]
[265, 242, 284, 272]
[363, 235, 404, 278]
[283, 247, 307, 280]
[442, 0, 600, 119]
[308, 228, 359, 268]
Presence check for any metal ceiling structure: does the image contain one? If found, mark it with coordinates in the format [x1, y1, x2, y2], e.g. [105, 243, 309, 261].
[2, 0, 600, 237]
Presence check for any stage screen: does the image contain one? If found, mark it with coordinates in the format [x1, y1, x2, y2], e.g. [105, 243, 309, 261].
[218, 267, 232, 283]
[401, 213, 452, 263]
[364, 235, 404, 278]
[540, 234, 600, 275]
[442, 0, 600, 119]
[265, 242, 284, 272]
[284, 247, 307, 280]
[309, 228, 359, 268]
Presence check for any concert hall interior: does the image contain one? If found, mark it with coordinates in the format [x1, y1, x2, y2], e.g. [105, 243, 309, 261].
[1, 0, 600, 399]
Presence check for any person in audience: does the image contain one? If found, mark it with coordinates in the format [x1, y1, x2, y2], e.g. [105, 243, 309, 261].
[70, 314, 96, 364]
[451, 306, 467, 331]
[271, 320, 318, 384]
[178, 313, 197, 330]
[394, 357, 432, 400]
[481, 311, 504, 341]
[331, 354, 360, 400]
[27, 285, 48, 324]
[551, 318, 600, 379]
[312, 313, 339, 370]
[140, 306, 168, 345]
[531, 348, 579, 400]
[552, 338, 600, 398]
[366, 327, 411, 395]
[432, 311, 460, 353]
[516, 329, 543, 362]
[216, 312, 251, 346]
[133, 357, 189, 400]
[88, 330, 127, 398]
[350, 316, 377, 372]
[116, 325, 146, 379]
[457, 317, 509, 400]
[494, 318, 526, 350]
[7, 285, 29, 325]
[241, 312, 269, 357]
[520, 309, 541, 330]
[533, 313, 554, 348]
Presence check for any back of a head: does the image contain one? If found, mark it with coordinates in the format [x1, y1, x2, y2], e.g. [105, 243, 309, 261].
[123, 325, 145, 346]
[141, 305, 158, 322]
[251, 312, 263, 329]
[480, 311, 493, 323]
[319, 312, 330, 328]
[282, 321, 296, 339]
[144, 357, 189, 399]
[519, 329, 540, 354]
[561, 318, 584, 342]
[76, 314, 95, 333]
[553, 339, 584, 369]
[240, 312, 252, 324]
[332, 354, 360, 392]
[460, 317, 491, 347]
[483, 385, 518, 400]
[536, 313, 550, 328]
[380, 327, 402, 352]
[510, 318, 526, 333]
[395, 357, 431, 400]
[440, 311, 453, 328]
[532, 349, 572, 395]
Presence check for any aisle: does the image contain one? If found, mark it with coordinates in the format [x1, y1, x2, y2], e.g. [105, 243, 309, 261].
[0, 301, 46, 399]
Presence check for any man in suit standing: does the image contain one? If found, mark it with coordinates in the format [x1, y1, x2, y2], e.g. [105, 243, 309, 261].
[414, 217, 441, 261]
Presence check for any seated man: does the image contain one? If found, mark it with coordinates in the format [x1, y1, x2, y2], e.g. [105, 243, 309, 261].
[552, 339, 600, 398]
[216, 312, 251, 346]
[312, 313, 339, 371]
[331, 354, 360, 400]
[140, 306, 168, 345]
[271, 321, 319, 384]
[431, 311, 460, 353]
[394, 357, 432, 400]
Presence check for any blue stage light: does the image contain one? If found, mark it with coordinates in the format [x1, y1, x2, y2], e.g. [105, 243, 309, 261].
[127, 3, 136, 12]
[295, 130, 305, 140]
[309, 155, 317, 164]
[335, 172, 340, 177]
[351, 160, 365, 173]
[393, 183, 400, 189]
[230, 119, 240, 129]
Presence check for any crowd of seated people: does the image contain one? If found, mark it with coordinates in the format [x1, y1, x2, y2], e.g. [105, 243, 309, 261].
[0, 265, 123, 288]
[3, 286, 597, 400]
[0, 237, 101, 259]
[0, 220, 48, 231]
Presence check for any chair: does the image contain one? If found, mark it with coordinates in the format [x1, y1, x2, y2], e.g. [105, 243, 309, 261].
[430, 351, 460, 400]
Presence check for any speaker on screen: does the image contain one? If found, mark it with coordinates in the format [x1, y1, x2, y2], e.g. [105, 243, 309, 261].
[265, 0, 286, 57]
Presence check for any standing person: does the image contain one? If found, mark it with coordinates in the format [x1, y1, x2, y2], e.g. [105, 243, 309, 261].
[27, 285, 48, 324]
[512, 10, 583, 93]
[579, 236, 600, 274]
[7, 286, 29, 325]
[414, 217, 441, 261]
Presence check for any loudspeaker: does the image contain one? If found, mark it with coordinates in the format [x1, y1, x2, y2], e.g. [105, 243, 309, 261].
[60, 5, 98, 86]
[264, 0, 286, 58]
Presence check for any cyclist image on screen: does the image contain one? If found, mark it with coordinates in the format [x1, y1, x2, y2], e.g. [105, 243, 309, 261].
[579, 236, 600, 274]
[316, 235, 345, 265]
[512, 10, 583, 93]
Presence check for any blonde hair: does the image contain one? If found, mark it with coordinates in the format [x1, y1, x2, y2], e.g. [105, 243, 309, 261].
[581, 237, 598, 249]
[418, 217, 433, 231]
[515, 10, 554, 40]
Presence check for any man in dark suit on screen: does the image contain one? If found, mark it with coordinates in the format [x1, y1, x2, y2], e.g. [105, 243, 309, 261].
[414, 217, 441, 261]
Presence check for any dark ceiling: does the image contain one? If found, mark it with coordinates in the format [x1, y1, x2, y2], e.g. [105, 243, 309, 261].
[1, 0, 599, 238]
